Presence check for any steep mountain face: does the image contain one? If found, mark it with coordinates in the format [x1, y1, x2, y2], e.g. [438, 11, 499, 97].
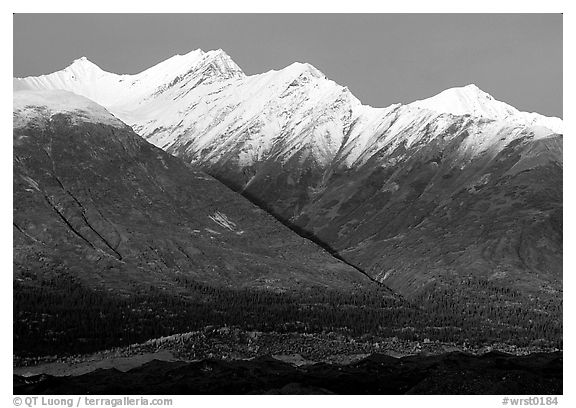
[14, 51, 563, 304]
[13, 89, 374, 294]
[298, 119, 562, 298]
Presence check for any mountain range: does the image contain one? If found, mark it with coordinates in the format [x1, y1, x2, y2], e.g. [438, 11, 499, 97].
[13, 49, 563, 358]
[14, 49, 562, 296]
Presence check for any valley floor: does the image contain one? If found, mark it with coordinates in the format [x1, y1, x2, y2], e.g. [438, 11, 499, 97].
[14, 349, 562, 395]
[14, 327, 562, 395]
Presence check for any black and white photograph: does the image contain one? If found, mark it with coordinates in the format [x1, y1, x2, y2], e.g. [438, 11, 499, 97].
[8, 8, 568, 402]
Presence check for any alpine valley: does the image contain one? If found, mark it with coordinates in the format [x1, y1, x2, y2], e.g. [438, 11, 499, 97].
[13, 49, 563, 394]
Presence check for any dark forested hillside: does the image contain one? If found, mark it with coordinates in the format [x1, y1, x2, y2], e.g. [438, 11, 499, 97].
[14, 271, 561, 359]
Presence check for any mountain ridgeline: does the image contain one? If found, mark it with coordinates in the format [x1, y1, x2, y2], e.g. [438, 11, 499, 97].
[13, 49, 563, 357]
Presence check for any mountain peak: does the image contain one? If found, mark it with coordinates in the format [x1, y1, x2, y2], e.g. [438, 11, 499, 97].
[462, 83, 484, 92]
[459, 83, 495, 98]
[408, 84, 562, 133]
[66, 56, 104, 74]
[161, 49, 206, 68]
[279, 62, 325, 81]
[138, 48, 244, 82]
[174, 48, 205, 58]
[435, 83, 495, 100]
[409, 83, 515, 120]
[202, 49, 245, 77]
[70, 56, 100, 67]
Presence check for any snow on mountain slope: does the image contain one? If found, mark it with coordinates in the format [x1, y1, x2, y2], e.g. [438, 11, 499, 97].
[14, 50, 562, 175]
[13, 89, 126, 129]
[409, 84, 562, 134]
[15, 51, 352, 167]
[152, 62, 362, 167]
[14, 49, 244, 111]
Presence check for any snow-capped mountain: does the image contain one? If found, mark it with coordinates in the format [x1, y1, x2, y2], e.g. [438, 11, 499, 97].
[16, 50, 360, 169]
[14, 50, 243, 108]
[409, 84, 562, 134]
[14, 50, 563, 300]
[14, 49, 562, 172]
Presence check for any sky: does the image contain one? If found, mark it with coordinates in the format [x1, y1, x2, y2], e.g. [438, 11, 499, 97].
[13, 14, 563, 117]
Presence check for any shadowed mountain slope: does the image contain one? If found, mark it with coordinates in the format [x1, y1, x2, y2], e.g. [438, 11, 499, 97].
[14, 90, 377, 293]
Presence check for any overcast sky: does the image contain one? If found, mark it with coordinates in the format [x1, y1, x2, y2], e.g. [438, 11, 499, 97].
[13, 14, 562, 117]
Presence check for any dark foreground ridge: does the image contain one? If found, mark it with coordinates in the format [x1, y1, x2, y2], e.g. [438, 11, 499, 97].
[14, 351, 562, 395]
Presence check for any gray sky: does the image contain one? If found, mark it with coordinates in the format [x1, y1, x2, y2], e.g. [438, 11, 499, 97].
[13, 14, 562, 117]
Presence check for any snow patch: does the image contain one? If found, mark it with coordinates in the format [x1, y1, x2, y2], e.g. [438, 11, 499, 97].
[208, 211, 237, 231]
